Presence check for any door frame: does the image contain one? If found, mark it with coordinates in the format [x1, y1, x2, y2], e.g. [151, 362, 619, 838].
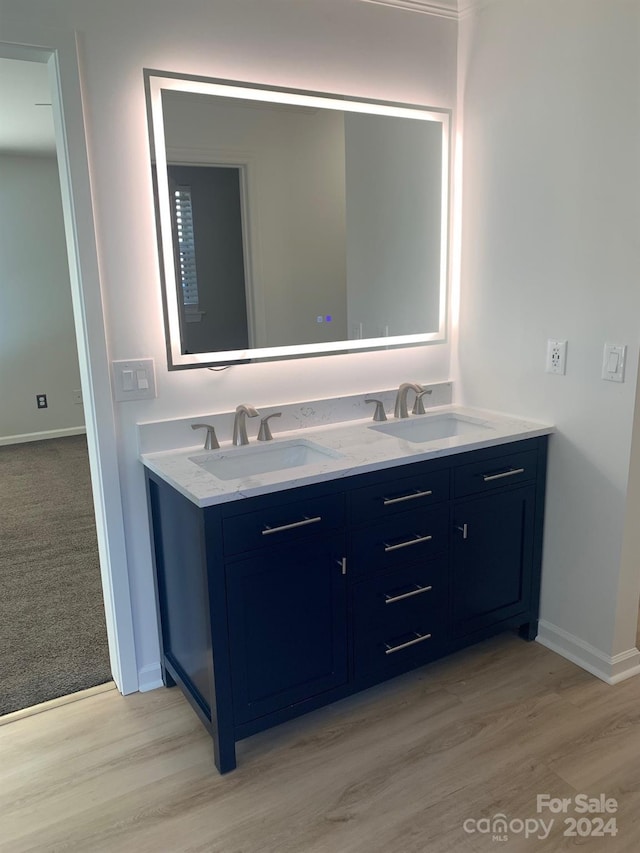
[167, 162, 256, 349]
[0, 27, 138, 693]
[166, 147, 264, 348]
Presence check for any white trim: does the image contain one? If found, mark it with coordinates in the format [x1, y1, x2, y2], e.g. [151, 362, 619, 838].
[0, 27, 138, 696]
[137, 663, 164, 693]
[357, 0, 495, 19]
[457, 0, 495, 18]
[358, 0, 458, 20]
[0, 426, 86, 446]
[537, 619, 640, 685]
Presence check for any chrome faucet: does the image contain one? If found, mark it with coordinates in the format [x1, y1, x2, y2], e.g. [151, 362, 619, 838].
[394, 382, 425, 419]
[232, 404, 260, 446]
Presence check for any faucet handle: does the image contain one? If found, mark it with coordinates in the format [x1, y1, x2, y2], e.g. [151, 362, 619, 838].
[364, 398, 387, 422]
[412, 389, 433, 415]
[257, 412, 282, 441]
[191, 423, 220, 450]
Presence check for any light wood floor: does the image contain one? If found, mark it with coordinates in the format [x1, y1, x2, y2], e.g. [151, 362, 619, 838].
[2, 634, 640, 853]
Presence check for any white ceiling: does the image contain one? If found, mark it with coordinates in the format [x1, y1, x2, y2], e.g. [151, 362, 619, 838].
[0, 58, 57, 156]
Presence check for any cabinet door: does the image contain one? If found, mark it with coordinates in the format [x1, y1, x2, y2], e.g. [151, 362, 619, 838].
[452, 485, 535, 637]
[226, 535, 347, 724]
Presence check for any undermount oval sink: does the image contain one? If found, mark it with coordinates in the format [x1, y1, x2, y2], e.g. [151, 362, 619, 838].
[369, 413, 494, 444]
[189, 439, 343, 481]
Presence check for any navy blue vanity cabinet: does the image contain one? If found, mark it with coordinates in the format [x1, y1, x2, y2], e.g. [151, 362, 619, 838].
[145, 434, 548, 774]
[146, 475, 349, 773]
[451, 441, 547, 642]
[349, 464, 451, 681]
[146, 473, 237, 772]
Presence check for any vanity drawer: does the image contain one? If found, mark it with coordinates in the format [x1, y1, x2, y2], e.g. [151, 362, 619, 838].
[353, 566, 448, 679]
[350, 467, 449, 525]
[352, 561, 446, 631]
[223, 493, 345, 556]
[453, 448, 538, 498]
[350, 504, 449, 577]
[354, 624, 447, 679]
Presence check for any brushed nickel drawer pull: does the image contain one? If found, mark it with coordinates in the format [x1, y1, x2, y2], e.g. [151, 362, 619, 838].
[482, 467, 525, 482]
[385, 584, 432, 604]
[385, 632, 432, 655]
[383, 488, 433, 506]
[383, 533, 432, 552]
[262, 515, 322, 535]
[457, 523, 468, 539]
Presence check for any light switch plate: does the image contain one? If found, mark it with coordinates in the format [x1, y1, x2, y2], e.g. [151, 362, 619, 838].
[602, 344, 626, 383]
[112, 358, 157, 401]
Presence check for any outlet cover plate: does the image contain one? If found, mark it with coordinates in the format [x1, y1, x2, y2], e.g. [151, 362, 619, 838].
[546, 339, 567, 375]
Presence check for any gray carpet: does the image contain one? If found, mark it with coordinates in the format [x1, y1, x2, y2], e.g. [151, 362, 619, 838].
[0, 435, 111, 715]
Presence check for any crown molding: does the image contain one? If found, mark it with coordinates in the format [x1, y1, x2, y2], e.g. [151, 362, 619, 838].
[457, 0, 494, 18]
[358, 0, 459, 21]
[358, 0, 492, 21]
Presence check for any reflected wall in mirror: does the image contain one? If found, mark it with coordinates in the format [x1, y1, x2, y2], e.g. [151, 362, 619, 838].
[145, 71, 451, 368]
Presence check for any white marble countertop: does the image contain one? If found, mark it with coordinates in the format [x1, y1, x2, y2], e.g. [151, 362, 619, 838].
[140, 404, 554, 508]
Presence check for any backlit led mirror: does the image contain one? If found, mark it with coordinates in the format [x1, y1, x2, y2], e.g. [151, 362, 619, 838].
[145, 71, 451, 369]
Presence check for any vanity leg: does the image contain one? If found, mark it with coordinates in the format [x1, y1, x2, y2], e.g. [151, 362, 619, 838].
[213, 730, 237, 774]
[518, 620, 538, 642]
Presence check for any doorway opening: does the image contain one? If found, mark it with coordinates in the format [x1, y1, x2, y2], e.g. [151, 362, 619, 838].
[0, 57, 112, 714]
[0, 34, 137, 701]
[168, 163, 254, 353]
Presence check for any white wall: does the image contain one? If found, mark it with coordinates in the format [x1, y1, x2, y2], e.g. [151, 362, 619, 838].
[458, 0, 640, 677]
[0, 154, 84, 440]
[345, 112, 443, 337]
[0, 0, 457, 687]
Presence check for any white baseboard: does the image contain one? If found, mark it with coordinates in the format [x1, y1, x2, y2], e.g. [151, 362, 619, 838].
[0, 426, 86, 446]
[137, 663, 164, 693]
[537, 619, 640, 684]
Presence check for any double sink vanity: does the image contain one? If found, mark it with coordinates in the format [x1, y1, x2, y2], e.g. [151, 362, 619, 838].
[142, 387, 552, 773]
[140, 71, 554, 774]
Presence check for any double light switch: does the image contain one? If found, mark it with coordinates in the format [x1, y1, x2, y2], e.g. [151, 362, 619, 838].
[112, 359, 157, 401]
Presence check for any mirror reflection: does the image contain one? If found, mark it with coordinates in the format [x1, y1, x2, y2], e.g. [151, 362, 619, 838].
[146, 73, 450, 368]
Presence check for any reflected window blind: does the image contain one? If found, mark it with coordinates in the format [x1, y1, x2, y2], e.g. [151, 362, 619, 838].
[173, 187, 199, 308]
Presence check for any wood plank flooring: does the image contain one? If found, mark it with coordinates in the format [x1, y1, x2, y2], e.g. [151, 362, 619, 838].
[2, 634, 640, 853]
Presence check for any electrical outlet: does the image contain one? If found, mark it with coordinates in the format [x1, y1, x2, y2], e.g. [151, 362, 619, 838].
[73, 389, 83, 405]
[36, 394, 48, 409]
[546, 340, 567, 375]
